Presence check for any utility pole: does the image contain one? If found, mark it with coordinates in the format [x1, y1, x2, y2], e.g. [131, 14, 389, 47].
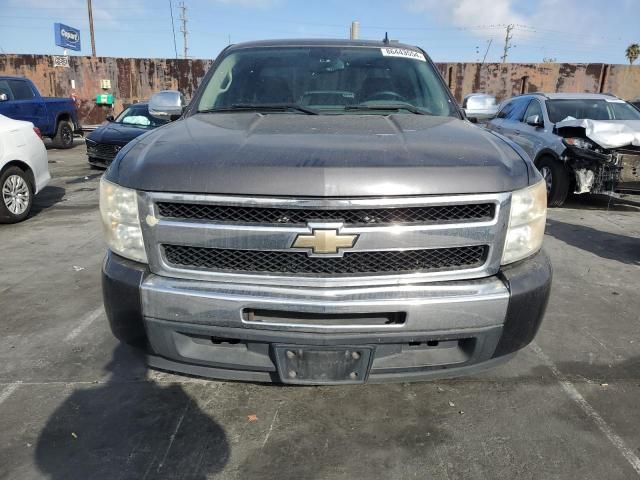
[179, 1, 188, 59]
[500, 24, 514, 63]
[87, 0, 96, 57]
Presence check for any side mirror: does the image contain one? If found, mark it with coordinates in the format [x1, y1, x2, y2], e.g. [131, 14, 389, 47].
[462, 108, 478, 124]
[0, 93, 8, 102]
[105, 115, 115, 122]
[526, 115, 543, 127]
[149, 90, 185, 121]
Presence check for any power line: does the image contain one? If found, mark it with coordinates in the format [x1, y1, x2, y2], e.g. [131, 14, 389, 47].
[481, 39, 493, 65]
[179, 1, 188, 59]
[169, 0, 178, 59]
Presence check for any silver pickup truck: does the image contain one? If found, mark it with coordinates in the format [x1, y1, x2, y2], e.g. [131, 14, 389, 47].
[100, 39, 552, 384]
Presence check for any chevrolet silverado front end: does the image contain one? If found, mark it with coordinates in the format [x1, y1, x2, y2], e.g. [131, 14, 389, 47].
[100, 39, 552, 384]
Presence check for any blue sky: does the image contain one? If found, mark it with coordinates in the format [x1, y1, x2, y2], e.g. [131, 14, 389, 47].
[0, 0, 638, 64]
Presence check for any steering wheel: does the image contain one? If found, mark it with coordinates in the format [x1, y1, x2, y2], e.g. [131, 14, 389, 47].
[366, 91, 407, 102]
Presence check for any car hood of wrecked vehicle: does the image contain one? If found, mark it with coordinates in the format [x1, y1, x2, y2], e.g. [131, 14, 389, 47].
[555, 119, 640, 149]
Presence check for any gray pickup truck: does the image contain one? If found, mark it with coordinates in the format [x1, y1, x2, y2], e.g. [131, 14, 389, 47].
[100, 39, 552, 384]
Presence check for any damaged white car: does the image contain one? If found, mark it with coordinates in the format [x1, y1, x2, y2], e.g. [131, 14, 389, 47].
[488, 93, 640, 206]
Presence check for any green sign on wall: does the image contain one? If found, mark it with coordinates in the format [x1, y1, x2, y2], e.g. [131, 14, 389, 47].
[96, 93, 113, 105]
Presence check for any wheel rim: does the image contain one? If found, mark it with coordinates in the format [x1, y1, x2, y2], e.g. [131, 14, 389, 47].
[62, 125, 73, 145]
[2, 175, 30, 215]
[540, 166, 553, 193]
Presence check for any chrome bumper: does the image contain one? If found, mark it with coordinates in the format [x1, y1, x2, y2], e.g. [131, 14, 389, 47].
[141, 275, 509, 333]
[103, 250, 552, 384]
[141, 274, 510, 383]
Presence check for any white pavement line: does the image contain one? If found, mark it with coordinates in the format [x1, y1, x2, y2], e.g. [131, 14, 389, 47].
[64, 307, 104, 342]
[262, 407, 280, 448]
[0, 382, 21, 406]
[157, 402, 190, 472]
[532, 343, 640, 476]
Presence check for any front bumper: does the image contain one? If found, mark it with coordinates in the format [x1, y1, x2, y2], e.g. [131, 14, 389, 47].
[87, 155, 115, 169]
[102, 250, 552, 384]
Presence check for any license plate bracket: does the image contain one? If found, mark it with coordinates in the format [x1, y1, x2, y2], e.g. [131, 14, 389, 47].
[274, 345, 373, 384]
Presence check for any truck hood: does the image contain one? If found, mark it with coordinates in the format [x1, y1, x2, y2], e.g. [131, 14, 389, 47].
[106, 113, 531, 196]
[555, 119, 640, 150]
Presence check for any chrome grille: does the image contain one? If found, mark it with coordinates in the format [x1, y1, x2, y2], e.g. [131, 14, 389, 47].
[156, 202, 495, 225]
[163, 244, 488, 276]
[139, 192, 511, 287]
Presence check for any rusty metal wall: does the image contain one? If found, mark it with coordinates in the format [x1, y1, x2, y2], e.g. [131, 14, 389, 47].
[436, 62, 640, 103]
[0, 55, 213, 125]
[1, 54, 639, 126]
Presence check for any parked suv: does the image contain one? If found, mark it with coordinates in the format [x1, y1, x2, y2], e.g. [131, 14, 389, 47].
[100, 39, 552, 384]
[487, 93, 640, 206]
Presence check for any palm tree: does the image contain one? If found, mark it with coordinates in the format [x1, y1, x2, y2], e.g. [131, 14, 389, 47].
[625, 44, 640, 65]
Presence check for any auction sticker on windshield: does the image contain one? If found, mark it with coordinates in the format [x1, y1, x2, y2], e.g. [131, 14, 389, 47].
[381, 47, 426, 62]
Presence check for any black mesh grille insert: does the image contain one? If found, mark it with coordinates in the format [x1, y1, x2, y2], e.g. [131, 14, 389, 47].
[163, 245, 488, 276]
[86, 142, 119, 160]
[156, 202, 495, 226]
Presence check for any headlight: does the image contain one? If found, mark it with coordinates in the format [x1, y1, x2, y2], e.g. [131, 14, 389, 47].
[501, 180, 547, 265]
[563, 137, 594, 150]
[99, 178, 148, 263]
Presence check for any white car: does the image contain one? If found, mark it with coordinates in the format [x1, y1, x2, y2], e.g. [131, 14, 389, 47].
[0, 114, 50, 223]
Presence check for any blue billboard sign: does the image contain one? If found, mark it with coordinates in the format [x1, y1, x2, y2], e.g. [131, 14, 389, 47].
[54, 23, 81, 51]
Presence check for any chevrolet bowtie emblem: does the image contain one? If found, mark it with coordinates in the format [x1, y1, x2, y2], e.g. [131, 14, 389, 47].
[292, 229, 358, 255]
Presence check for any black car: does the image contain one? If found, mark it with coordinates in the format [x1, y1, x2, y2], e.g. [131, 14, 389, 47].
[86, 103, 168, 168]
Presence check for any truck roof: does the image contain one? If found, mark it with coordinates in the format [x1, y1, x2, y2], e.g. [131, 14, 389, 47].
[225, 38, 422, 52]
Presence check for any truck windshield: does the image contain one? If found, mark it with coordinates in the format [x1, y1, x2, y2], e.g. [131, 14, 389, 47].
[546, 99, 640, 123]
[196, 46, 457, 117]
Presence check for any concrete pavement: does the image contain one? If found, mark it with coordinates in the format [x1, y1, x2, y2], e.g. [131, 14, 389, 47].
[0, 142, 638, 479]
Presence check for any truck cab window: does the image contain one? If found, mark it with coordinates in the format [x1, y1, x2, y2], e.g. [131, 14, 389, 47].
[8, 80, 35, 100]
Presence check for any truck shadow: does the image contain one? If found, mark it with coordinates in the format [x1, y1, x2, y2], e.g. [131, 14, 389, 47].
[562, 193, 640, 212]
[545, 218, 639, 265]
[34, 344, 230, 479]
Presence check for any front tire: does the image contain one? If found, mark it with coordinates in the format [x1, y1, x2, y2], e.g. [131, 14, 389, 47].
[0, 167, 34, 223]
[51, 120, 74, 149]
[537, 156, 569, 207]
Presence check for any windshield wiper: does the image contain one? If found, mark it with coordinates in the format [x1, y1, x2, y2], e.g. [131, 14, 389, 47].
[198, 103, 319, 115]
[344, 103, 428, 115]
